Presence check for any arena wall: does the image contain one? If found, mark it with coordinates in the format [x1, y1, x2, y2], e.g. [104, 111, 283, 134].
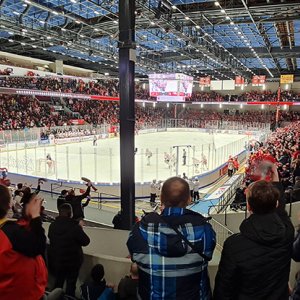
[43, 223, 220, 294]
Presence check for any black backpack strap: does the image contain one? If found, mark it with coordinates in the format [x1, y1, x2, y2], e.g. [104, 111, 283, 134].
[159, 215, 210, 261]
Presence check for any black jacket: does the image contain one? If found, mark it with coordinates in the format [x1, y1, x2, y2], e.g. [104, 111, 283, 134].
[118, 276, 138, 300]
[48, 216, 90, 273]
[56, 195, 66, 210]
[81, 279, 106, 300]
[213, 183, 294, 300]
[292, 231, 300, 300]
[65, 186, 91, 220]
[1, 217, 46, 257]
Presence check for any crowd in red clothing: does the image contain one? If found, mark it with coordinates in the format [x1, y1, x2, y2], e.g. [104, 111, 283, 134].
[245, 122, 300, 189]
[0, 95, 70, 130]
[1, 76, 300, 102]
[1, 94, 300, 131]
[0, 76, 119, 97]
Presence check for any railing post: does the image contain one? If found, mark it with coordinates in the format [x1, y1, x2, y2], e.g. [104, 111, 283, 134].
[66, 146, 70, 181]
[94, 147, 97, 183]
[79, 147, 83, 180]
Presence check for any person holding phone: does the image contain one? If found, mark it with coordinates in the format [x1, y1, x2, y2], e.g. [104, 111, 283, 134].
[0, 187, 48, 300]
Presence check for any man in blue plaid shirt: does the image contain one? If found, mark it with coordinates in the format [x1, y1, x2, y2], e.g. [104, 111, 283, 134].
[127, 177, 216, 300]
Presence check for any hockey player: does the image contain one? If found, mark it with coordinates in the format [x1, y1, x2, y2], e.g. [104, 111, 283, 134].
[150, 179, 157, 207]
[201, 153, 208, 170]
[182, 149, 187, 166]
[193, 178, 200, 201]
[188, 178, 194, 199]
[164, 152, 170, 167]
[145, 148, 152, 166]
[93, 135, 97, 146]
[46, 153, 54, 174]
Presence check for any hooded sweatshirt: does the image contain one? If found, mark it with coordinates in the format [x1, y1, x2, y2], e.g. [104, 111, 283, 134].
[213, 211, 294, 300]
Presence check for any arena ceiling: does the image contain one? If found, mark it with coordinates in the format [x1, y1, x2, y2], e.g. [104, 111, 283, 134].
[0, 0, 299, 81]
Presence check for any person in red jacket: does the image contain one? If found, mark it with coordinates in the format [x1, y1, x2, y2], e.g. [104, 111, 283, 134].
[233, 157, 240, 173]
[0, 185, 47, 300]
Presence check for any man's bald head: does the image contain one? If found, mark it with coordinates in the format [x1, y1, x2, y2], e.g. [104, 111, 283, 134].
[161, 177, 190, 208]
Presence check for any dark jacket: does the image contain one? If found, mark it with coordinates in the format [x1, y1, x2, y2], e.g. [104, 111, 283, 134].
[213, 183, 294, 300]
[2, 217, 46, 257]
[292, 231, 300, 300]
[65, 186, 91, 220]
[48, 216, 90, 273]
[127, 207, 216, 300]
[56, 194, 66, 210]
[118, 276, 138, 300]
[81, 279, 106, 300]
[292, 188, 300, 203]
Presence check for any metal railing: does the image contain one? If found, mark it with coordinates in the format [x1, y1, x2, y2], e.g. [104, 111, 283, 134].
[208, 173, 245, 218]
[99, 192, 121, 210]
[209, 218, 234, 251]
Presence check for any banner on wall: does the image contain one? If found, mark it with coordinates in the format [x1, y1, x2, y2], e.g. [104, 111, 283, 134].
[280, 74, 294, 84]
[235, 76, 245, 85]
[252, 75, 266, 85]
[70, 119, 85, 125]
[199, 76, 211, 86]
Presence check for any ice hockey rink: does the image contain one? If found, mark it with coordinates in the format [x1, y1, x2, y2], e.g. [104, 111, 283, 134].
[0, 131, 247, 183]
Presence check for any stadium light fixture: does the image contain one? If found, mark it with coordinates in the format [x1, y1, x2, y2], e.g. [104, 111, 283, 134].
[230, 21, 234, 25]
[172, 5, 177, 9]
[214, 1, 220, 6]
[8, 39, 13, 42]
[221, 9, 225, 13]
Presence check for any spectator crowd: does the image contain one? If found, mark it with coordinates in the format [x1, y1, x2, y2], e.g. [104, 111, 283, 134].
[1, 94, 300, 133]
[1, 75, 300, 102]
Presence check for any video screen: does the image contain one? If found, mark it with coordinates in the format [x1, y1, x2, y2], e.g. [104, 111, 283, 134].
[149, 73, 193, 97]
